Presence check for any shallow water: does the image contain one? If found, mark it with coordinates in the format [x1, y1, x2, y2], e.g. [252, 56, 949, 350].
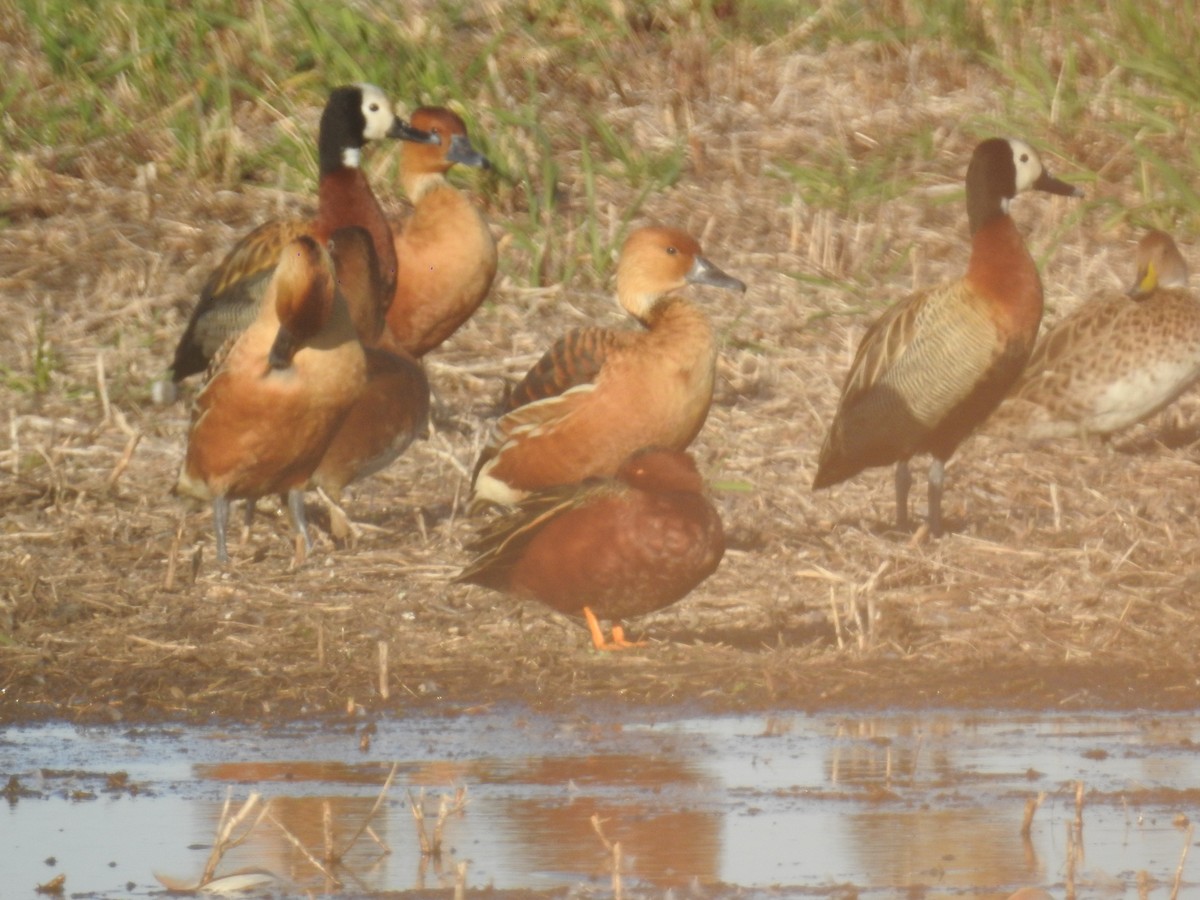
[3, 710, 1198, 898]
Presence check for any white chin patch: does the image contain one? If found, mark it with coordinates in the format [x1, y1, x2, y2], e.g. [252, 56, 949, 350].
[342, 147, 362, 169]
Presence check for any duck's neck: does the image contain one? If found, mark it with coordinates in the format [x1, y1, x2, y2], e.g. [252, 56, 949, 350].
[964, 214, 1043, 335]
[317, 168, 398, 297]
[967, 192, 1008, 236]
[639, 297, 717, 448]
[636, 298, 716, 366]
[402, 170, 449, 204]
[620, 287, 678, 328]
[638, 294, 703, 326]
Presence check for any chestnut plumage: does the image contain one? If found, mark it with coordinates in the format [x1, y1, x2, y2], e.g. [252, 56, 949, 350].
[457, 448, 725, 650]
[813, 138, 1081, 536]
[471, 226, 746, 509]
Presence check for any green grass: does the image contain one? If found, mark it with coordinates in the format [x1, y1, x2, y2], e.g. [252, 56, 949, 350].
[4, 0, 1200, 290]
[30, 311, 57, 395]
[773, 150, 920, 220]
[2, 309, 60, 397]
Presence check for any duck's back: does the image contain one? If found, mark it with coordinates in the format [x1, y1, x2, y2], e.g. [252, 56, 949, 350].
[507, 487, 724, 621]
[1005, 287, 1200, 438]
[815, 278, 1021, 485]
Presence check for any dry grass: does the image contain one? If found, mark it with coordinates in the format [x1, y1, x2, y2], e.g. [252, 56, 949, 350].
[3, 6, 1200, 723]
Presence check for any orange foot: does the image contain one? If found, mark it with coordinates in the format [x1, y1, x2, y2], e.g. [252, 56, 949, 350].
[583, 607, 646, 651]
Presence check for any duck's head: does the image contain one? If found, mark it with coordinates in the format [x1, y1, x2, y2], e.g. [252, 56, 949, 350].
[319, 84, 438, 173]
[408, 106, 490, 172]
[965, 137, 1081, 234]
[1128, 229, 1189, 298]
[615, 226, 746, 323]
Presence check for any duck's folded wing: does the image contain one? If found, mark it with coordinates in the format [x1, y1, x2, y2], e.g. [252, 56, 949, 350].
[837, 283, 1000, 423]
[504, 327, 637, 412]
[171, 219, 309, 380]
[456, 479, 612, 588]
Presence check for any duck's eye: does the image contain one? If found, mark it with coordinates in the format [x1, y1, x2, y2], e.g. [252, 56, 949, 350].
[666, 246, 678, 255]
[1020, 153, 1029, 163]
[369, 103, 380, 112]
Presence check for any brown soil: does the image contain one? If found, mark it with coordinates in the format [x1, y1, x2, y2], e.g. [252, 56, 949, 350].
[4, 38, 1200, 726]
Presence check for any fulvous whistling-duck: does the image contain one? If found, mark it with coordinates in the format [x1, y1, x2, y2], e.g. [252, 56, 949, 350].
[234, 226, 429, 545]
[272, 224, 433, 543]
[996, 230, 1198, 440]
[471, 226, 746, 508]
[307, 342, 430, 542]
[813, 138, 1081, 536]
[295, 108, 489, 539]
[174, 235, 367, 565]
[164, 84, 435, 388]
[456, 448, 725, 650]
[379, 106, 497, 358]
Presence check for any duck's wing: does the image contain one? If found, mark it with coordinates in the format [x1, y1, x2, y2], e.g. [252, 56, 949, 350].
[815, 281, 1007, 484]
[171, 219, 309, 381]
[504, 326, 638, 412]
[455, 478, 616, 589]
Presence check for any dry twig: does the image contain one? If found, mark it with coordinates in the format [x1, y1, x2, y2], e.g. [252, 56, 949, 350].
[1020, 792, 1045, 838]
[199, 792, 270, 886]
[333, 761, 399, 861]
[590, 814, 623, 900]
[1169, 823, 1194, 900]
[265, 806, 342, 887]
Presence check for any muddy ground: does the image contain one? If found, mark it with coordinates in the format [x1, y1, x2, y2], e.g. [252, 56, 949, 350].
[4, 35, 1200, 726]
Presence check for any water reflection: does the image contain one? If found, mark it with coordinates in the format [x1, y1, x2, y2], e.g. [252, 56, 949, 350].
[191, 752, 721, 890]
[500, 798, 720, 886]
[3, 713, 1199, 898]
[489, 754, 721, 885]
[202, 793, 392, 892]
[196, 760, 391, 784]
[845, 807, 1046, 897]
